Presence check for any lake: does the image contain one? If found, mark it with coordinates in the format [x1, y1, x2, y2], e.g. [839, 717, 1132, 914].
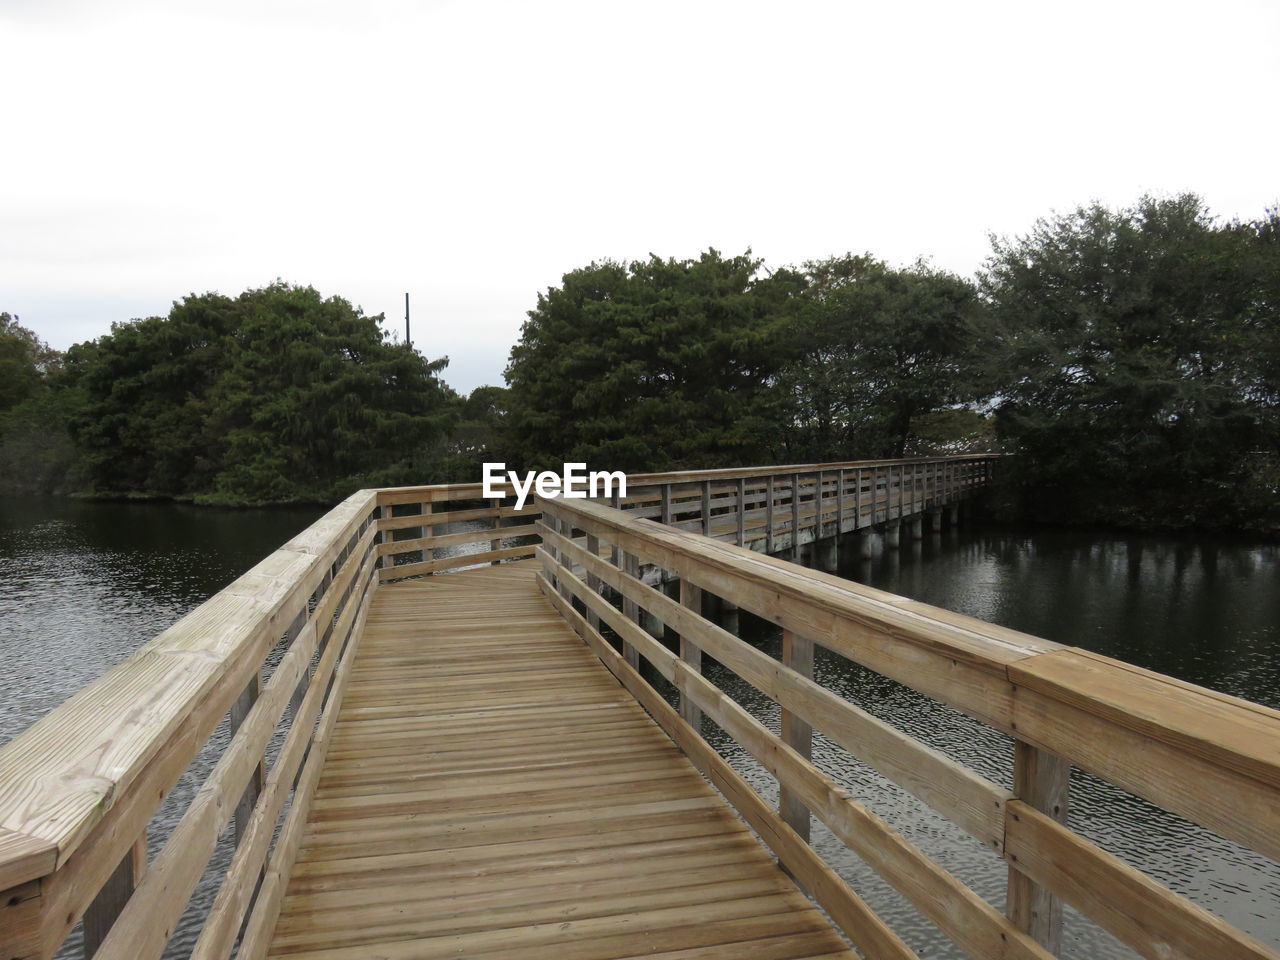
[1, 497, 1277, 958]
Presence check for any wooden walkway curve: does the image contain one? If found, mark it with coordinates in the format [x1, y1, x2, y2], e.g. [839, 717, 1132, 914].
[267, 560, 855, 960]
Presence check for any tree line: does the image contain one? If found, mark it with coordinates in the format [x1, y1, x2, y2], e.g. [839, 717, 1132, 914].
[2, 193, 1276, 531]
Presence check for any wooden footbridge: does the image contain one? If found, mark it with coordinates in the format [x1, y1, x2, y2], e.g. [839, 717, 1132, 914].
[2, 456, 1278, 960]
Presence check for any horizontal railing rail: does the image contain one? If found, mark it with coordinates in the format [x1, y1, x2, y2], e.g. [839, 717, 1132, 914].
[536, 495, 1280, 960]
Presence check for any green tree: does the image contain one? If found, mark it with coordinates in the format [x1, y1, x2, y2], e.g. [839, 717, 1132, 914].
[504, 250, 802, 472]
[982, 194, 1277, 530]
[429, 385, 511, 482]
[773, 256, 984, 460]
[0, 313, 57, 413]
[66, 283, 461, 505]
[0, 314, 79, 495]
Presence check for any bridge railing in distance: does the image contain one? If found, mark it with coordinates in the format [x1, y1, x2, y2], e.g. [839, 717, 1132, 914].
[621, 454, 996, 556]
[535, 495, 1280, 960]
[374, 481, 544, 580]
[374, 455, 999, 583]
[0, 491, 390, 960]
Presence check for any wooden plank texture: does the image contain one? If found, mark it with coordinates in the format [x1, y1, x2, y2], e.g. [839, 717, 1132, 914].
[265, 561, 856, 960]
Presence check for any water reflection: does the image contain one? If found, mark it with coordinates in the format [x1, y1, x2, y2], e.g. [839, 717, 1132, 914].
[834, 526, 1280, 709]
[0, 497, 324, 744]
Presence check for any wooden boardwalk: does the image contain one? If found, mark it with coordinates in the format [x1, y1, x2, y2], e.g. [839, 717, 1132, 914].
[5, 461, 1278, 960]
[266, 560, 855, 960]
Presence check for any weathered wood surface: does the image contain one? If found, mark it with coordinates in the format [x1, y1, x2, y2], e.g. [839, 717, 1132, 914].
[264, 561, 856, 960]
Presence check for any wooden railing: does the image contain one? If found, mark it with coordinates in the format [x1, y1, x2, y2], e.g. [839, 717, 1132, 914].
[0, 454, 995, 960]
[0, 489, 385, 960]
[375, 481, 544, 580]
[375, 455, 997, 580]
[613, 455, 992, 555]
[536, 495, 1280, 960]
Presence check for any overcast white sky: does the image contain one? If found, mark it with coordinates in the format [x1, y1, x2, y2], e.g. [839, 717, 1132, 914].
[2, 0, 1277, 393]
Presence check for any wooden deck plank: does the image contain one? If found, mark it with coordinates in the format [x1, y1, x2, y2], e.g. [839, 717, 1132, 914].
[266, 561, 855, 959]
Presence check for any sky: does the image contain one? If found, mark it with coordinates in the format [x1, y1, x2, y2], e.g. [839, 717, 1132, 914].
[2, 0, 1277, 394]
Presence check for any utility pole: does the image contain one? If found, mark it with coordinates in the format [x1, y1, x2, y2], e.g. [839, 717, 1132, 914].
[404, 292, 411, 349]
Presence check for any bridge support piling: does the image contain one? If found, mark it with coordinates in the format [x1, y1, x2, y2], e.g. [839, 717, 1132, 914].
[818, 536, 838, 571]
[852, 530, 873, 560]
[909, 516, 924, 541]
[884, 521, 901, 549]
[721, 598, 740, 635]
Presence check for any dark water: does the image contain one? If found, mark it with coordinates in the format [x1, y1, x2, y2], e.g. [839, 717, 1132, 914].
[0, 496, 325, 959]
[0, 497, 325, 745]
[702, 525, 1280, 959]
[1, 499, 1277, 958]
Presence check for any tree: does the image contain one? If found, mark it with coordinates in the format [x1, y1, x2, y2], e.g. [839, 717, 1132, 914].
[504, 250, 803, 473]
[0, 314, 79, 495]
[773, 256, 984, 461]
[981, 194, 1277, 530]
[65, 283, 461, 504]
[0, 313, 58, 413]
[422, 385, 511, 483]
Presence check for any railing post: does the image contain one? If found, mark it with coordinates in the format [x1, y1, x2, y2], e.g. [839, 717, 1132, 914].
[765, 476, 775, 554]
[420, 501, 434, 568]
[539, 503, 558, 589]
[585, 533, 602, 633]
[701, 480, 712, 538]
[82, 834, 146, 958]
[609, 491, 622, 569]
[555, 516, 573, 604]
[735, 477, 746, 546]
[231, 673, 265, 847]
[779, 629, 814, 842]
[489, 498, 502, 564]
[377, 504, 391, 569]
[790, 473, 801, 560]
[854, 467, 862, 528]
[1007, 741, 1070, 953]
[285, 610, 310, 722]
[678, 578, 703, 731]
[660, 484, 672, 526]
[816, 469, 825, 537]
[836, 468, 847, 534]
[622, 551, 641, 669]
